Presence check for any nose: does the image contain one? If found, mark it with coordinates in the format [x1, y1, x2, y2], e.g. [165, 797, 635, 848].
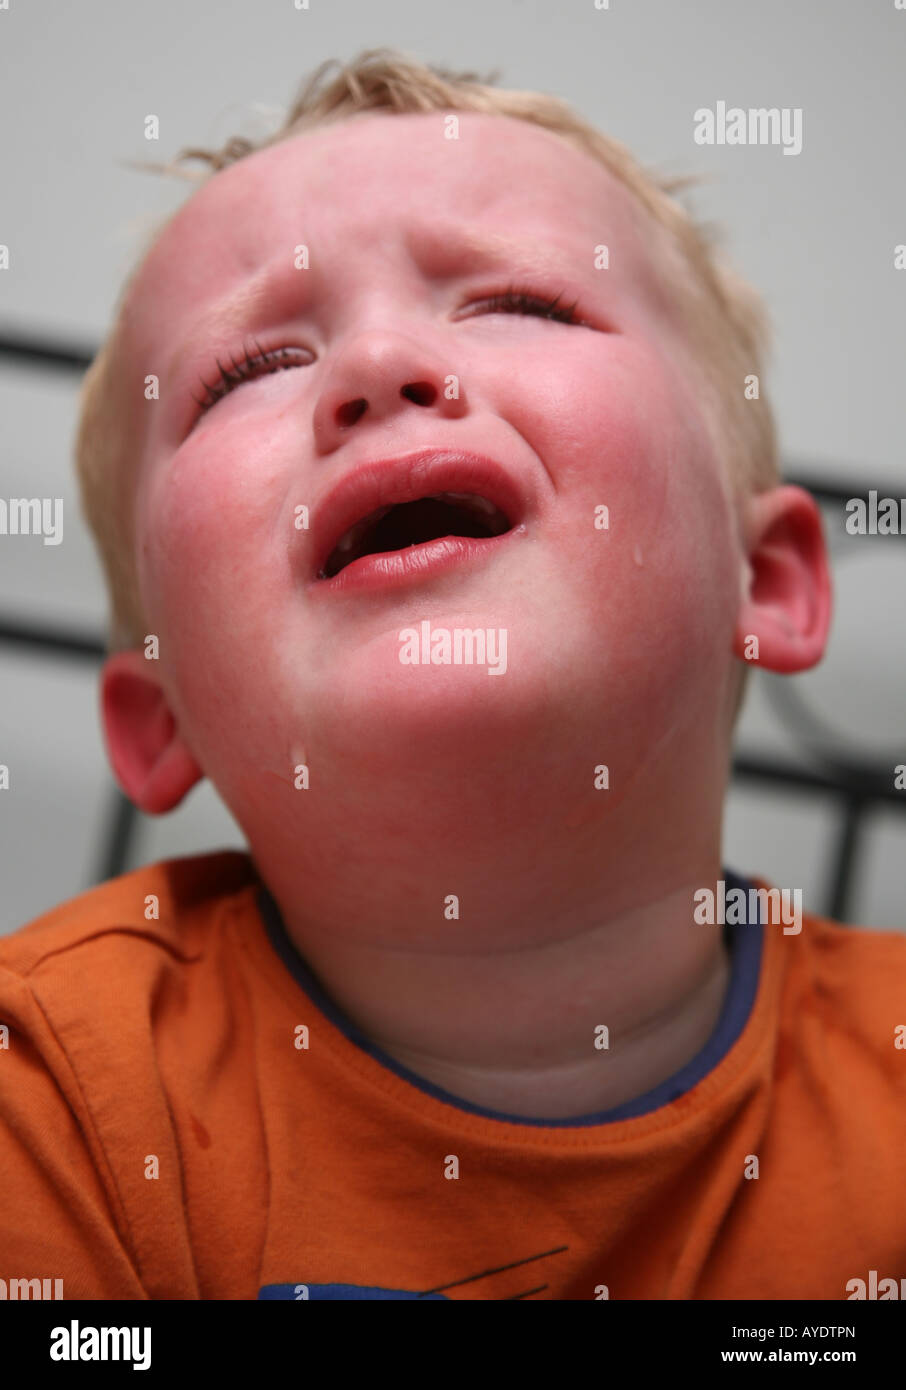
[311, 330, 468, 454]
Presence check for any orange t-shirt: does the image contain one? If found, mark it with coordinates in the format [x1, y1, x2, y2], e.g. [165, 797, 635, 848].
[1, 850, 904, 1300]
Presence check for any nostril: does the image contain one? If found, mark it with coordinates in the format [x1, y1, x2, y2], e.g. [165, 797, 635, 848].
[401, 382, 437, 406]
[337, 399, 367, 428]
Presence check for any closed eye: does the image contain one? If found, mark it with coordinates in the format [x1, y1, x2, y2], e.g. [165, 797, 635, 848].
[192, 339, 313, 414]
[462, 284, 588, 326]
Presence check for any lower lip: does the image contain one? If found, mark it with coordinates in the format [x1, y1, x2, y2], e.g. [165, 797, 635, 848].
[311, 530, 520, 596]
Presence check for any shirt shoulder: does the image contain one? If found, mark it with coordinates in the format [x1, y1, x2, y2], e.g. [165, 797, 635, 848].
[791, 896, 906, 1000]
[1, 848, 259, 976]
[756, 882, 906, 1086]
[0, 849, 264, 1299]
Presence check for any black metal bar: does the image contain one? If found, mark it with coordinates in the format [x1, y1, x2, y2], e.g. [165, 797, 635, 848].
[731, 755, 904, 809]
[781, 477, 869, 508]
[0, 331, 95, 373]
[93, 788, 140, 885]
[0, 615, 106, 660]
[827, 796, 865, 924]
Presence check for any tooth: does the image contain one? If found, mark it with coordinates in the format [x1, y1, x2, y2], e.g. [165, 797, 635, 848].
[332, 505, 392, 556]
[470, 497, 499, 516]
[432, 491, 499, 515]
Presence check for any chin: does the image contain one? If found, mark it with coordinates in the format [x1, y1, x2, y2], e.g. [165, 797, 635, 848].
[316, 634, 555, 767]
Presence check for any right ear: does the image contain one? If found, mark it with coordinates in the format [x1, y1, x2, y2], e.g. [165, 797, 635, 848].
[100, 649, 203, 814]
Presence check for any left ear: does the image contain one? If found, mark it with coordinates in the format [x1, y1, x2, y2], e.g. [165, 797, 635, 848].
[732, 484, 833, 673]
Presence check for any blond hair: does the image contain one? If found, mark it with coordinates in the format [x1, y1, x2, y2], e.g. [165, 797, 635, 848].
[76, 46, 779, 654]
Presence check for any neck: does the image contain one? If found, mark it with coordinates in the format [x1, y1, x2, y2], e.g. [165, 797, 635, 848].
[248, 760, 732, 1120]
[272, 878, 731, 1119]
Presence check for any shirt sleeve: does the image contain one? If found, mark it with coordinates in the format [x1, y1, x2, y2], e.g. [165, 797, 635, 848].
[0, 965, 149, 1298]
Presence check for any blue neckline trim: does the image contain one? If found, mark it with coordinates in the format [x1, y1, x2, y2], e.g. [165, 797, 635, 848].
[255, 869, 763, 1128]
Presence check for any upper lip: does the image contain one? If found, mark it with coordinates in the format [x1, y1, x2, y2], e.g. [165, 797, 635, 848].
[309, 447, 529, 580]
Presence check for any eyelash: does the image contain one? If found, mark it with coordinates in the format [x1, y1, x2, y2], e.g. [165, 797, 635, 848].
[472, 284, 584, 325]
[191, 285, 585, 413]
[191, 339, 300, 413]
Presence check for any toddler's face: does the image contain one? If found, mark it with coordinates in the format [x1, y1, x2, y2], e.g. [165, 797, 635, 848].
[119, 111, 744, 837]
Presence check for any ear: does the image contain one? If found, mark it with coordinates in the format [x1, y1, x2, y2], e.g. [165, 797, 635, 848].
[100, 649, 204, 814]
[733, 484, 833, 673]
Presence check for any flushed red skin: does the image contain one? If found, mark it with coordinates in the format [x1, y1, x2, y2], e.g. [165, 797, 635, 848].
[100, 112, 831, 1121]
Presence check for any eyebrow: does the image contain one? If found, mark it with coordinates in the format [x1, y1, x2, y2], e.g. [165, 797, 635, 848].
[167, 223, 583, 385]
[405, 220, 583, 279]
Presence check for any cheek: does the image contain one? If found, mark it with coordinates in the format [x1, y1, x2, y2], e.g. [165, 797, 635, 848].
[133, 438, 307, 767]
[501, 335, 678, 531]
[134, 447, 302, 787]
[138, 433, 290, 640]
[529, 341, 739, 684]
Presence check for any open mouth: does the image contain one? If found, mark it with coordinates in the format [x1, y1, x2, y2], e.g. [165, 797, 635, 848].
[319, 492, 513, 579]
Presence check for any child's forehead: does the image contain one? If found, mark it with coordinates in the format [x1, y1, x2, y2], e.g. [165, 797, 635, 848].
[187, 110, 639, 226]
